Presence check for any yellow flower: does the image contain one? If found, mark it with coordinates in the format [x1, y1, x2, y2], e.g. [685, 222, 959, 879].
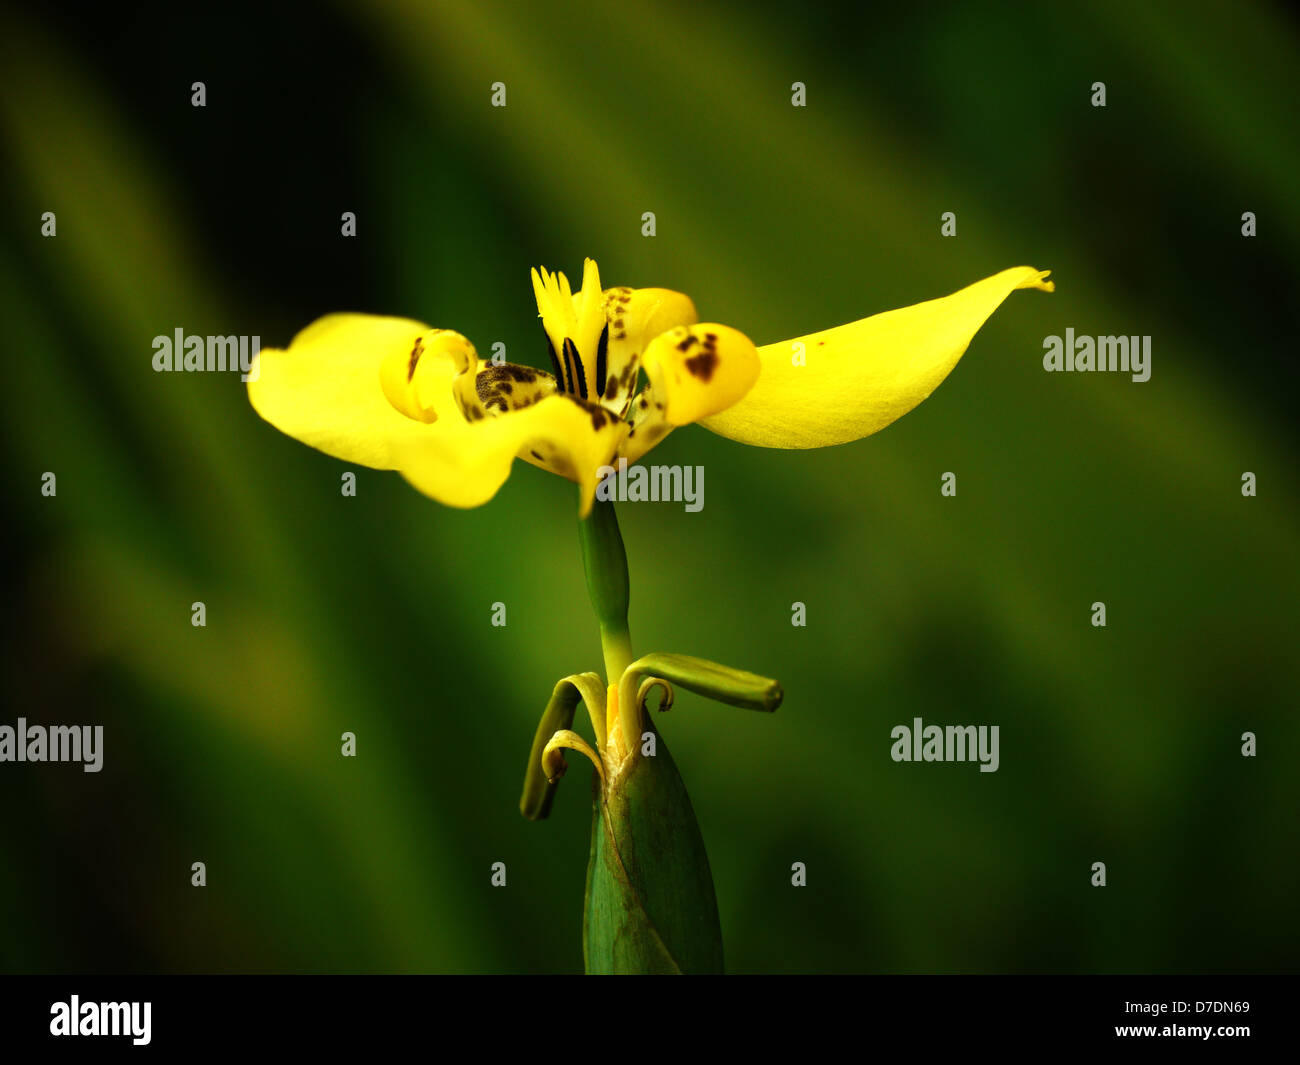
[247, 259, 1052, 515]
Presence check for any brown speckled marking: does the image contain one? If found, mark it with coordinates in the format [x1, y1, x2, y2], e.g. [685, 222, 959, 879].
[530, 449, 545, 461]
[474, 364, 556, 415]
[685, 349, 718, 381]
[407, 337, 425, 381]
[675, 333, 698, 353]
[561, 393, 614, 433]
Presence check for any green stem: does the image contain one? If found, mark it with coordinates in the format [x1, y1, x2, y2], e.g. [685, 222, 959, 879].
[575, 493, 726, 973]
[577, 496, 633, 683]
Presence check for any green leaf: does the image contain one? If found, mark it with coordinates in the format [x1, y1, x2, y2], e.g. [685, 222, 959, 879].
[624, 653, 784, 713]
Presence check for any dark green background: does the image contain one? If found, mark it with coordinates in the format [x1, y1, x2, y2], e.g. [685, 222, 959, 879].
[1, 0, 1296, 973]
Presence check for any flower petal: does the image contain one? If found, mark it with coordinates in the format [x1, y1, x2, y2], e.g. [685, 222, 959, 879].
[248, 313, 462, 469]
[459, 361, 558, 419]
[393, 392, 629, 517]
[699, 267, 1054, 449]
[591, 286, 698, 415]
[532, 259, 606, 400]
[620, 323, 759, 464]
[383, 328, 477, 423]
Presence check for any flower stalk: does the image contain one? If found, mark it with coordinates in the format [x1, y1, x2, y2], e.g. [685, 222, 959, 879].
[575, 495, 727, 972]
[577, 496, 634, 685]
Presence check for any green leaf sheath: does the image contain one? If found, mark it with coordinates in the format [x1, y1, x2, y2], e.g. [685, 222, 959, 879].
[583, 722, 724, 974]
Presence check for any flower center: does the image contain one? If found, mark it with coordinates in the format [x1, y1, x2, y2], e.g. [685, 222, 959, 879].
[531, 259, 621, 413]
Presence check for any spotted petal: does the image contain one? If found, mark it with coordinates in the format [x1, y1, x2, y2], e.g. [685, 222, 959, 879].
[590, 285, 698, 415]
[458, 360, 558, 420]
[250, 313, 625, 515]
[249, 313, 462, 469]
[623, 323, 760, 463]
[394, 393, 628, 516]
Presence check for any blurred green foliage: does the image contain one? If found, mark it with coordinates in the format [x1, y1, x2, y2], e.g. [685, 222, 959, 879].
[1, 0, 1297, 972]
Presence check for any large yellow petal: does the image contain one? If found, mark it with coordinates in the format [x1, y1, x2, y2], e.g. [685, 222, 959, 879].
[248, 313, 461, 469]
[393, 393, 628, 517]
[699, 267, 1053, 449]
[251, 313, 626, 514]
